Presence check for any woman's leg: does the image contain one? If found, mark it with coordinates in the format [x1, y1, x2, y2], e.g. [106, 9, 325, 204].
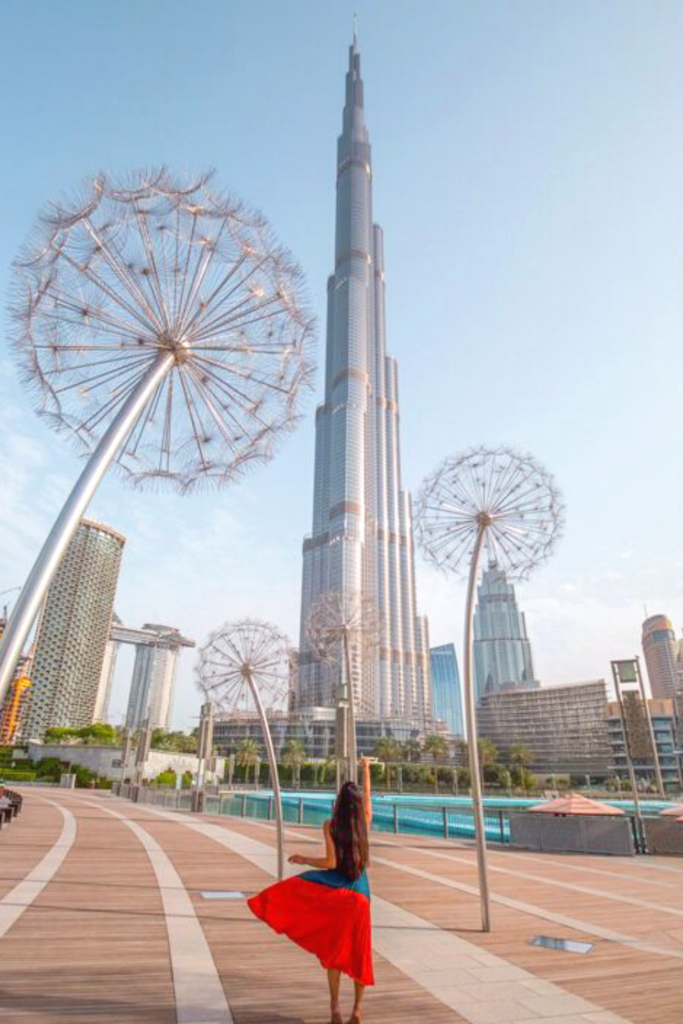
[327, 969, 342, 1021]
[351, 981, 365, 1020]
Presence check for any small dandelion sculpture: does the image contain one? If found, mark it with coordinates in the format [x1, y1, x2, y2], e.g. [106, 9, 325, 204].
[306, 591, 383, 786]
[196, 619, 291, 879]
[0, 168, 315, 701]
[416, 447, 564, 933]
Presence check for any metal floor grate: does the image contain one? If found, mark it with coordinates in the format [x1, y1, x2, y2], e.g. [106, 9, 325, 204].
[529, 935, 594, 954]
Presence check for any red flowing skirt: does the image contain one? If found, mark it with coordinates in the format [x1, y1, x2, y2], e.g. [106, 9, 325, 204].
[247, 869, 374, 986]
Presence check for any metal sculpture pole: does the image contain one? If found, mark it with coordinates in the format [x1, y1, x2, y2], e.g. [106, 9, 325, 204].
[416, 446, 564, 933]
[462, 519, 492, 932]
[196, 620, 291, 880]
[307, 592, 382, 788]
[245, 667, 284, 876]
[1, 167, 315, 702]
[342, 628, 357, 784]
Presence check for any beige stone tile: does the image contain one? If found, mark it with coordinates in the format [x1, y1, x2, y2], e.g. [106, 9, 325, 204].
[520, 979, 568, 997]
[581, 1014, 631, 1024]
[518, 994, 596, 1017]
[458, 981, 548, 1003]
[467, 964, 531, 982]
[457, 1002, 541, 1024]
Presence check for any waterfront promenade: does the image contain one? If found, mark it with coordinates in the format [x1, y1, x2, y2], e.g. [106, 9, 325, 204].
[0, 790, 680, 1023]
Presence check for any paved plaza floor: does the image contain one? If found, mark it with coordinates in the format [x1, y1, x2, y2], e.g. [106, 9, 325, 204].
[0, 790, 680, 1023]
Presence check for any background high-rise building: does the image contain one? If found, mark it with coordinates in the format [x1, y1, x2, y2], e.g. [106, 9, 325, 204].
[24, 518, 125, 739]
[430, 644, 464, 737]
[297, 38, 430, 723]
[473, 563, 537, 701]
[122, 623, 195, 731]
[642, 614, 680, 699]
[477, 680, 610, 776]
[606, 696, 682, 791]
[92, 612, 122, 723]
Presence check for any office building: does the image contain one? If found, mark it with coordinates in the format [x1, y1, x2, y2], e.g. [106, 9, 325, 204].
[477, 680, 610, 776]
[606, 697, 682, 791]
[430, 644, 464, 737]
[642, 615, 680, 699]
[297, 36, 431, 723]
[473, 563, 537, 701]
[121, 623, 195, 731]
[213, 706, 423, 761]
[24, 519, 125, 738]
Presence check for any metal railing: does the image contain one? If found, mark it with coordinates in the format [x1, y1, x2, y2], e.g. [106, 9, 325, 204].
[119, 785, 514, 844]
[114, 785, 682, 855]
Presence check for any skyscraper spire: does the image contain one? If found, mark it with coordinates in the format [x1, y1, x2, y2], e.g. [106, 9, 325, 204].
[297, 40, 431, 725]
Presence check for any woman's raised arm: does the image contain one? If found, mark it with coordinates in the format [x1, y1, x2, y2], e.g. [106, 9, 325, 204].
[360, 757, 373, 829]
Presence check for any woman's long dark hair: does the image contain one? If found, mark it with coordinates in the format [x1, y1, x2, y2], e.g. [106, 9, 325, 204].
[330, 781, 369, 880]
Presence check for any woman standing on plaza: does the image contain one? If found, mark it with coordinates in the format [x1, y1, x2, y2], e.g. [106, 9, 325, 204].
[248, 756, 375, 1024]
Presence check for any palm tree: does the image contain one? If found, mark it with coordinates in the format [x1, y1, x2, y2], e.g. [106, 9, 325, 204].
[476, 737, 498, 790]
[508, 743, 533, 793]
[281, 739, 306, 789]
[423, 735, 449, 762]
[236, 738, 260, 784]
[509, 743, 533, 768]
[375, 737, 401, 790]
[423, 734, 449, 793]
[401, 738, 422, 763]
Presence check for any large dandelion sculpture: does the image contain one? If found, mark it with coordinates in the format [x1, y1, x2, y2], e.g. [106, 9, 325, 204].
[306, 591, 383, 786]
[0, 168, 315, 701]
[196, 619, 291, 879]
[416, 446, 564, 932]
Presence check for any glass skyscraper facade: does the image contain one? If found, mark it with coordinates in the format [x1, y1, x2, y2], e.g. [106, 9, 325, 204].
[473, 563, 537, 701]
[430, 644, 464, 737]
[297, 37, 430, 722]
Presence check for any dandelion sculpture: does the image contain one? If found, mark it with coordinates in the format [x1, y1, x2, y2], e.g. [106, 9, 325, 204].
[306, 591, 383, 787]
[0, 168, 315, 701]
[196, 619, 291, 879]
[415, 447, 563, 932]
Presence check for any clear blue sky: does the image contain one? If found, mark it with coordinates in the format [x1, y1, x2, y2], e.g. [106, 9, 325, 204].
[2, 1, 683, 727]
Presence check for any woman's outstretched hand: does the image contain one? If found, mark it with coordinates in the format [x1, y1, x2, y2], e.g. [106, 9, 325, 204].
[288, 853, 306, 865]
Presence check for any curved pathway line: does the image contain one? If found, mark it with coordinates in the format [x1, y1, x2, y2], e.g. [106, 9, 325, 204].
[443, 839, 677, 889]
[83, 801, 233, 1024]
[377, 837, 683, 919]
[238, 816, 683, 964]
[0, 799, 76, 941]
[131, 804, 633, 1024]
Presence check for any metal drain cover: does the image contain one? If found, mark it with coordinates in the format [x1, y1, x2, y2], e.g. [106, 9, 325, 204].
[200, 890, 248, 900]
[529, 935, 593, 954]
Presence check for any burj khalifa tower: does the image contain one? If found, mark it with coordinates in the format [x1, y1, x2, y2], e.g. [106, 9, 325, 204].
[297, 36, 431, 724]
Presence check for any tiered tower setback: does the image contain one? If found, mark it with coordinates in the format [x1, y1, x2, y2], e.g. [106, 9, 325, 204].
[297, 38, 431, 722]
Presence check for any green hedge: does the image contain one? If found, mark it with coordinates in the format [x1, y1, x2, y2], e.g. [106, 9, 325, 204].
[0, 770, 37, 781]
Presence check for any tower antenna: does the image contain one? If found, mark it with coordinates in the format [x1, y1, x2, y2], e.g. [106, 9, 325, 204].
[353, 13, 358, 46]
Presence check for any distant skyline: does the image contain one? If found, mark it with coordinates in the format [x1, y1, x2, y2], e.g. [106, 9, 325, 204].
[3, 2, 683, 728]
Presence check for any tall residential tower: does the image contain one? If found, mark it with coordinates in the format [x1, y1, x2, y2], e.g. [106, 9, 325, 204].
[24, 518, 125, 738]
[297, 38, 430, 722]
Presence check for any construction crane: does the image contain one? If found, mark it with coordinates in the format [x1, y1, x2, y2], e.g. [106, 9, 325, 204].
[0, 677, 31, 745]
[0, 611, 32, 746]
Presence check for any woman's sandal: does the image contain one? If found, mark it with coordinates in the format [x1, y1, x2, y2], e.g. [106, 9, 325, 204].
[330, 1012, 343, 1024]
[346, 1016, 361, 1024]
